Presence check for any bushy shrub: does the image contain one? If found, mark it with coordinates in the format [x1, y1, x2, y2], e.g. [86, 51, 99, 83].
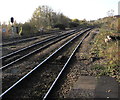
[69, 22, 79, 28]
[21, 22, 37, 35]
[54, 23, 66, 30]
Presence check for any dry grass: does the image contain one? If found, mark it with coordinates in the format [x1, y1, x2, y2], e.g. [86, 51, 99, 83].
[90, 28, 120, 82]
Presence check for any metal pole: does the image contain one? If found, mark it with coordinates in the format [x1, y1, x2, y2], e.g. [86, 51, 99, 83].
[11, 24, 14, 37]
[11, 17, 14, 37]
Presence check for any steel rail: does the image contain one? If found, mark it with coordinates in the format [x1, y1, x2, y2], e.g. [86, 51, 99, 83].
[1, 30, 81, 70]
[0, 28, 90, 98]
[43, 30, 92, 100]
[0, 29, 73, 47]
[0, 36, 38, 47]
[0, 29, 76, 60]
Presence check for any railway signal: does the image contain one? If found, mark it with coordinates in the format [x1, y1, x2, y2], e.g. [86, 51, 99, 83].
[10, 17, 14, 37]
[11, 17, 14, 23]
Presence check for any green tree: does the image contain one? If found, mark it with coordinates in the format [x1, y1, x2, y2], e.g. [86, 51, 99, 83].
[30, 5, 70, 30]
[72, 19, 79, 23]
[30, 5, 55, 30]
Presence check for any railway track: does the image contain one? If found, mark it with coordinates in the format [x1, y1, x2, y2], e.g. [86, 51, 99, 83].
[1, 29, 76, 60]
[1, 36, 39, 47]
[1, 29, 76, 56]
[1, 29, 68, 47]
[1, 29, 79, 70]
[2, 29, 83, 92]
[43, 29, 91, 99]
[0, 28, 92, 99]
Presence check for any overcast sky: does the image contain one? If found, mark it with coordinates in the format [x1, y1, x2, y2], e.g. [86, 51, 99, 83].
[0, 0, 119, 24]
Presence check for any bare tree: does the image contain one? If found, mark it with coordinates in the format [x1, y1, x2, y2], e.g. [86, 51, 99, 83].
[107, 9, 114, 17]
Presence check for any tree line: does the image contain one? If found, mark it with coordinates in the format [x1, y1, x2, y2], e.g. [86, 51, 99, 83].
[18, 5, 95, 35]
[1, 5, 99, 36]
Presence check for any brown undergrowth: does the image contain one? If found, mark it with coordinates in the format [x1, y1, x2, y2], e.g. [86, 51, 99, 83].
[90, 28, 120, 82]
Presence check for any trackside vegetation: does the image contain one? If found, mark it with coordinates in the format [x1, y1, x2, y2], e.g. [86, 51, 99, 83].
[90, 16, 120, 82]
